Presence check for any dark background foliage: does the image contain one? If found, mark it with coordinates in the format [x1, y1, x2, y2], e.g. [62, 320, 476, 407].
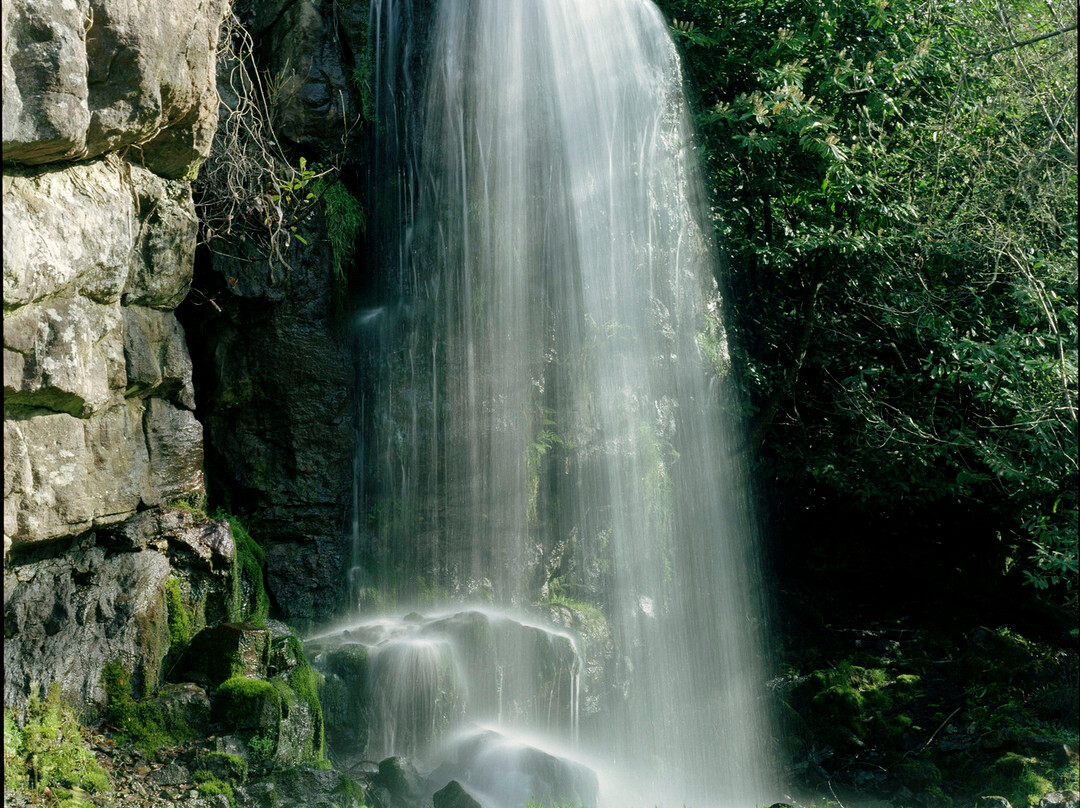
[654, 0, 1077, 622]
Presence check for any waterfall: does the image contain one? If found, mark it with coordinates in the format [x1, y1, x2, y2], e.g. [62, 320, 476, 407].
[340, 0, 778, 804]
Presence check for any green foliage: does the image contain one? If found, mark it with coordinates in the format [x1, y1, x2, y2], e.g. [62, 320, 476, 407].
[988, 753, 1054, 808]
[658, 0, 1078, 605]
[247, 731, 276, 765]
[216, 510, 270, 624]
[101, 661, 193, 752]
[312, 176, 365, 306]
[5, 684, 110, 800]
[5, 710, 27, 790]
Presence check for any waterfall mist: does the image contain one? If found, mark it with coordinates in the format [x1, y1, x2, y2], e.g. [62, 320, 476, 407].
[337, 0, 778, 804]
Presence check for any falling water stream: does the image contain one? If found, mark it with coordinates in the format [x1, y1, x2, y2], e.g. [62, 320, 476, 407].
[315, 0, 777, 805]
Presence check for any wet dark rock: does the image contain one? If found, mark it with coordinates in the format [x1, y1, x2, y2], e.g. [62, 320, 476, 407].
[243, 781, 279, 808]
[183, 623, 270, 684]
[429, 730, 598, 808]
[433, 780, 485, 808]
[182, 215, 353, 626]
[153, 683, 212, 736]
[3, 534, 169, 711]
[274, 766, 369, 808]
[375, 756, 428, 805]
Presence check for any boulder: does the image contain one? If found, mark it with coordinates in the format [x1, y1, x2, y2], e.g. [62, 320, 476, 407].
[3, 0, 229, 178]
[429, 729, 598, 808]
[433, 780, 485, 808]
[273, 767, 368, 808]
[1040, 793, 1080, 808]
[151, 682, 212, 736]
[374, 756, 428, 806]
[3, 536, 170, 710]
[184, 623, 270, 685]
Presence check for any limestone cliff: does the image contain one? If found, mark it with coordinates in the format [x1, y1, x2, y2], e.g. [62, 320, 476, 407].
[3, 0, 230, 710]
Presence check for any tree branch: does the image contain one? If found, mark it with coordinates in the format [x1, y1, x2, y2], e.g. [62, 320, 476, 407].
[973, 22, 1076, 58]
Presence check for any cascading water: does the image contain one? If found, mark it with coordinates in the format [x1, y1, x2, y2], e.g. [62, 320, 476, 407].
[328, 0, 778, 805]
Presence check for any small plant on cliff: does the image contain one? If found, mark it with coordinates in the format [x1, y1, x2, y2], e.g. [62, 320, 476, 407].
[4, 684, 110, 804]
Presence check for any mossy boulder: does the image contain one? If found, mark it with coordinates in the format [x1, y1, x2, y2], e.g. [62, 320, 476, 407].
[182, 624, 271, 685]
[153, 682, 211, 736]
[199, 751, 249, 785]
[214, 677, 281, 733]
[989, 753, 1055, 808]
[102, 661, 199, 751]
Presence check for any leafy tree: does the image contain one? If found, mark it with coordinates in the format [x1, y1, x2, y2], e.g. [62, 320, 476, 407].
[657, 0, 1077, 606]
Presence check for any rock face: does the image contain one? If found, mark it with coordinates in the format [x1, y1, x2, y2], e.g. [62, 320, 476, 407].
[4, 157, 203, 547]
[182, 224, 354, 625]
[3, 512, 235, 712]
[3, 0, 227, 553]
[3, 0, 229, 178]
[175, 0, 364, 627]
[3, 0, 228, 714]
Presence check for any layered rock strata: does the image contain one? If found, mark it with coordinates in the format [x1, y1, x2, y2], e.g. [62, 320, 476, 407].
[3, 0, 229, 708]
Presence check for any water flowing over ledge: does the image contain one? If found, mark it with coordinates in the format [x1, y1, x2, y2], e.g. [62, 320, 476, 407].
[341, 0, 779, 804]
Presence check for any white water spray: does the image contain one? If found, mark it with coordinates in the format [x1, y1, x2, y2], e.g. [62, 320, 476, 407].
[339, 0, 778, 804]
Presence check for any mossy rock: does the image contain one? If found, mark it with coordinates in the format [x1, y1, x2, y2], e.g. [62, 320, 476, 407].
[213, 677, 281, 732]
[102, 662, 198, 751]
[198, 751, 248, 784]
[182, 624, 270, 685]
[896, 757, 943, 790]
[988, 753, 1055, 808]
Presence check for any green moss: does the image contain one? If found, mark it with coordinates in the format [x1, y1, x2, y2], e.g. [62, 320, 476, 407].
[204, 751, 248, 784]
[193, 769, 236, 808]
[312, 178, 364, 310]
[169, 495, 208, 519]
[335, 772, 367, 804]
[284, 636, 326, 761]
[213, 676, 281, 731]
[215, 511, 270, 624]
[988, 753, 1055, 808]
[102, 661, 193, 752]
[165, 577, 192, 668]
[7, 684, 110, 797]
